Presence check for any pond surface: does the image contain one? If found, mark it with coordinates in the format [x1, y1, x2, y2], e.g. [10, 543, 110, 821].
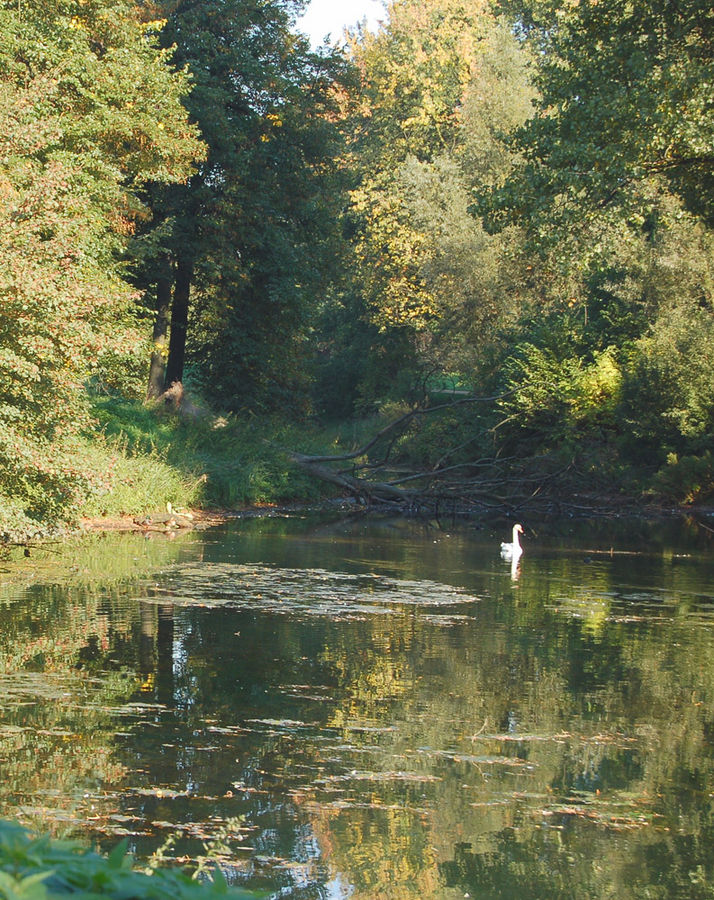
[2, 512, 714, 899]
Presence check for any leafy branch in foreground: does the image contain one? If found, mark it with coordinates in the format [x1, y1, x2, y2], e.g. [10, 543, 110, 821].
[0, 820, 263, 900]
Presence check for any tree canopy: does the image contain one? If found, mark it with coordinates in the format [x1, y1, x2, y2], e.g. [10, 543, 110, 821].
[0, 0, 202, 531]
[492, 0, 714, 232]
[0, 0, 713, 534]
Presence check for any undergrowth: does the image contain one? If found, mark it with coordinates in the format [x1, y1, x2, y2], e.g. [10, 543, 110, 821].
[0, 396, 345, 542]
[0, 820, 261, 900]
[81, 397, 335, 518]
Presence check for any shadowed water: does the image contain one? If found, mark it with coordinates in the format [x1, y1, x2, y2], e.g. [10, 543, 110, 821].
[1, 513, 714, 899]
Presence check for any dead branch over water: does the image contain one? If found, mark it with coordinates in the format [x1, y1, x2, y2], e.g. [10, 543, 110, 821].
[287, 394, 613, 518]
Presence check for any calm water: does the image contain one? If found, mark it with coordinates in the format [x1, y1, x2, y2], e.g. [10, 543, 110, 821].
[1, 513, 714, 899]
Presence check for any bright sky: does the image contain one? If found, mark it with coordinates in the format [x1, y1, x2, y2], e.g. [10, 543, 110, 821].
[296, 0, 385, 47]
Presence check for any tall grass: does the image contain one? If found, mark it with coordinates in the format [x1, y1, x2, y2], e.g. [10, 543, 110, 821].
[0, 396, 388, 540]
[79, 397, 336, 519]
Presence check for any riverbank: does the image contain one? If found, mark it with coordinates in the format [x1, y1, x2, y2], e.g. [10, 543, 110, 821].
[2, 393, 711, 546]
[0, 396, 340, 544]
[76, 494, 708, 540]
[80, 508, 236, 534]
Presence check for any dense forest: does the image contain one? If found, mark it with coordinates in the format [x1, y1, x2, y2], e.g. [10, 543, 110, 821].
[1, 0, 712, 539]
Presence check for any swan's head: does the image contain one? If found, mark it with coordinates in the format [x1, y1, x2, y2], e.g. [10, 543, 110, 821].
[514, 524, 524, 535]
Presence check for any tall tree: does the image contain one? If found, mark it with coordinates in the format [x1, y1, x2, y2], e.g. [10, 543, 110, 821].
[139, 0, 351, 411]
[342, 0, 534, 398]
[0, 0, 202, 528]
[474, 0, 714, 487]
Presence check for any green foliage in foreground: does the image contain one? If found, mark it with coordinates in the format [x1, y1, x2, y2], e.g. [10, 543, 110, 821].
[0, 820, 260, 900]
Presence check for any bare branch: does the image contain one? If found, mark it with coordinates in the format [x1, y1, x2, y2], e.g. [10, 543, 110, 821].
[291, 388, 521, 466]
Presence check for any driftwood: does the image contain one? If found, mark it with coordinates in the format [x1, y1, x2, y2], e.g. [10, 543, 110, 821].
[287, 392, 590, 517]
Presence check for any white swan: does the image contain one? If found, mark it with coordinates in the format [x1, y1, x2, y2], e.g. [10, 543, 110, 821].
[500, 523, 524, 560]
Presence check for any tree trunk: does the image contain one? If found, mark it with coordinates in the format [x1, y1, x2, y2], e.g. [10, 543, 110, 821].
[146, 259, 172, 399]
[164, 255, 193, 389]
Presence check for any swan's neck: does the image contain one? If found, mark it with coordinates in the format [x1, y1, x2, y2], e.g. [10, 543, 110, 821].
[512, 526, 521, 548]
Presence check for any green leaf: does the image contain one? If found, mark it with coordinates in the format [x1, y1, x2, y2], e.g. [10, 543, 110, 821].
[107, 840, 130, 871]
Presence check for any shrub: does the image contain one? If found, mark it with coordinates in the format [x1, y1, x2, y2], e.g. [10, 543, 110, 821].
[0, 820, 261, 900]
[623, 302, 714, 446]
[652, 452, 714, 505]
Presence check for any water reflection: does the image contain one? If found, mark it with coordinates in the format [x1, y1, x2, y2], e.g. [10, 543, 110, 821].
[0, 515, 713, 898]
[509, 555, 521, 582]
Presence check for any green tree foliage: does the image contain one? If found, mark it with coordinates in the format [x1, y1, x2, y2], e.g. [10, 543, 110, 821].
[0, 0, 202, 533]
[341, 0, 535, 404]
[465, 0, 714, 500]
[347, 0, 492, 332]
[311, 0, 713, 506]
[139, 0, 352, 413]
[3, 0, 714, 526]
[493, 0, 714, 233]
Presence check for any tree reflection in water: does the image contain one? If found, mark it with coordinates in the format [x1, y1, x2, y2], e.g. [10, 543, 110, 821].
[0, 515, 713, 898]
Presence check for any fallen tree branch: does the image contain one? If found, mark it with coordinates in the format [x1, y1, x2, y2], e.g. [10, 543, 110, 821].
[292, 389, 521, 466]
[283, 389, 587, 515]
[289, 456, 418, 503]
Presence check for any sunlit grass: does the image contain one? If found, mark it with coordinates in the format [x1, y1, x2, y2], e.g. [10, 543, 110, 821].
[78, 397, 336, 519]
[0, 396, 423, 540]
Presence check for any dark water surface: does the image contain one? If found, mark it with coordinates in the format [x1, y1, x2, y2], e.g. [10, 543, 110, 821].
[2, 513, 714, 899]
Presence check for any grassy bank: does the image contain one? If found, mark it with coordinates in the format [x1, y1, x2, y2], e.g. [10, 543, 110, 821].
[2, 391, 708, 545]
[0, 397, 346, 543]
[80, 397, 346, 518]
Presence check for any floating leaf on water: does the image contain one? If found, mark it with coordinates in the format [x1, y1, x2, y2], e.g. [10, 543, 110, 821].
[230, 783, 269, 795]
[279, 692, 331, 702]
[316, 771, 442, 784]
[129, 788, 189, 799]
[537, 804, 656, 831]
[473, 732, 572, 744]
[344, 725, 397, 734]
[246, 718, 311, 729]
[205, 725, 251, 735]
[151, 820, 186, 830]
[419, 749, 533, 768]
[116, 703, 168, 713]
[608, 615, 672, 623]
[420, 614, 472, 625]
[137, 564, 481, 618]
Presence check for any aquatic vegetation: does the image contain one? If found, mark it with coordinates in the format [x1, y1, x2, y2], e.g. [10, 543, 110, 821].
[141, 563, 481, 620]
